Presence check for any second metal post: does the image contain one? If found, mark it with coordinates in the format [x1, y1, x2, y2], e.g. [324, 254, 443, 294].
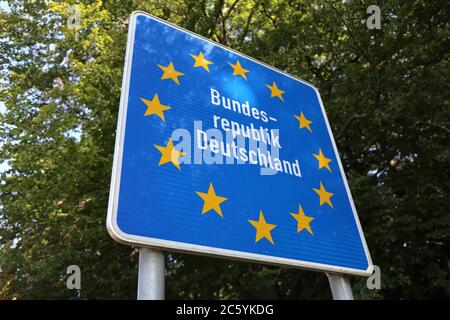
[327, 273, 354, 300]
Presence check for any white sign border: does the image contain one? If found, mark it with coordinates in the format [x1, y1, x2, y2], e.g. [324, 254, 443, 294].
[106, 11, 374, 277]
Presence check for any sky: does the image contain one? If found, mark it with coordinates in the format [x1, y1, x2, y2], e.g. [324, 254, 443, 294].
[0, 102, 9, 173]
[1, 0, 10, 173]
[0, 2, 8, 116]
[0, 1, 10, 12]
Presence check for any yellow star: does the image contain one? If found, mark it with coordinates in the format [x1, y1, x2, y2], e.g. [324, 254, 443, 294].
[140, 94, 171, 121]
[228, 60, 249, 80]
[248, 211, 277, 245]
[190, 51, 213, 72]
[157, 61, 184, 85]
[153, 138, 185, 170]
[313, 149, 332, 172]
[290, 205, 314, 235]
[294, 112, 313, 132]
[266, 82, 285, 102]
[195, 182, 228, 217]
[313, 182, 334, 208]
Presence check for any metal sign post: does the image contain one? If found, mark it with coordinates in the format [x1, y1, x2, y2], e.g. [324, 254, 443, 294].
[137, 248, 165, 300]
[326, 273, 354, 300]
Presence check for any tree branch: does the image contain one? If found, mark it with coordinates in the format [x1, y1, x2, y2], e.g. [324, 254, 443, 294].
[238, 7, 255, 46]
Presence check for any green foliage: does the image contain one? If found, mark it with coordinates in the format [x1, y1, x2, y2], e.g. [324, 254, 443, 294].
[0, 0, 448, 299]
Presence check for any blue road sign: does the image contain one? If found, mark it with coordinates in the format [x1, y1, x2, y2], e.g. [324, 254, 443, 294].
[107, 12, 373, 276]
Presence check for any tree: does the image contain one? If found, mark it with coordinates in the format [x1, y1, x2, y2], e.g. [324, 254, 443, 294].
[0, 0, 448, 299]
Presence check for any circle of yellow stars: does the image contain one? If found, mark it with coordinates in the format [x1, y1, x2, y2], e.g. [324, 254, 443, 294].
[136, 50, 337, 246]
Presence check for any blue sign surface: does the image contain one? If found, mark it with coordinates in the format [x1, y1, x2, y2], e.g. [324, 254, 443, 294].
[107, 12, 373, 275]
